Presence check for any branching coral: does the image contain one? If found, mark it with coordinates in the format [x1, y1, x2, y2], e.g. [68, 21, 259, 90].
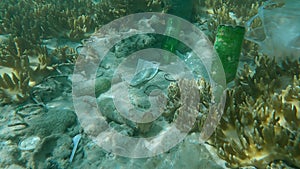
[0, 38, 35, 104]
[0, 0, 167, 43]
[209, 56, 300, 168]
[0, 37, 77, 104]
[0, 0, 98, 42]
[212, 79, 300, 168]
[164, 55, 299, 168]
[194, 0, 267, 61]
[0, 0, 167, 105]
[0, 72, 30, 104]
[195, 0, 265, 40]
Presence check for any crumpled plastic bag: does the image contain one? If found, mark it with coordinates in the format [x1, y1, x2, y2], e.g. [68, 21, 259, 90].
[245, 0, 300, 61]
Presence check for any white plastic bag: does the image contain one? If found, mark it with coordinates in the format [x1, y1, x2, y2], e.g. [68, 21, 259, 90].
[245, 0, 300, 61]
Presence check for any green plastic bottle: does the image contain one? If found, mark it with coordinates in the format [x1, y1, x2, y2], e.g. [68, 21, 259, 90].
[162, 18, 180, 53]
[214, 25, 245, 83]
[162, 0, 193, 55]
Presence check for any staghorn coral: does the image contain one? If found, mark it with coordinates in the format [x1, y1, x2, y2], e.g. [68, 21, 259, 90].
[195, 0, 265, 40]
[0, 0, 167, 104]
[0, 0, 97, 42]
[0, 38, 35, 104]
[211, 79, 300, 168]
[163, 78, 212, 133]
[0, 0, 167, 43]
[0, 72, 30, 104]
[0, 37, 77, 104]
[208, 56, 300, 168]
[194, 0, 266, 61]
[165, 55, 299, 168]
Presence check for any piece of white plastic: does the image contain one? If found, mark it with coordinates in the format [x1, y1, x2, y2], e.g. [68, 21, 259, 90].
[69, 134, 82, 163]
[245, 0, 300, 61]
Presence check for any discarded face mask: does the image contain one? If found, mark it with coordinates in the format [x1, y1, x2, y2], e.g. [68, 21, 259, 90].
[245, 0, 300, 61]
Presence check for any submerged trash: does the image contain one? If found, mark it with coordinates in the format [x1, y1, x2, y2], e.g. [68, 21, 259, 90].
[130, 59, 159, 87]
[69, 134, 81, 163]
[214, 25, 245, 83]
[18, 136, 41, 151]
[245, 0, 300, 61]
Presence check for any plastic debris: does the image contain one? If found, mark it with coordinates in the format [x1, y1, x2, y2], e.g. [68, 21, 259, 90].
[69, 134, 81, 163]
[214, 25, 245, 82]
[245, 0, 300, 61]
[18, 136, 41, 151]
[130, 59, 159, 87]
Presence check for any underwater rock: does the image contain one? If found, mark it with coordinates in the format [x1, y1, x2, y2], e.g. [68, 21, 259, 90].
[128, 70, 169, 111]
[73, 77, 111, 97]
[245, 0, 300, 61]
[25, 109, 77, 137]
[95, 77, 111, 97]
[29, 134, 72, 169]
[98, 97, 135, 128]
[31, 75, 72, 104]
[0, 140, 20, 168]
[109, 121, 135, 136]
[113, 34, 157, 58]
[6, 164, 25, 169]
[0, 105, 30, 140]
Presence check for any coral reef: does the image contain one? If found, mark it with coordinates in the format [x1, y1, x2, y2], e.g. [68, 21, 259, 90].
[0, 37, 76, 104]
[195, 0, 265, 40]
[165, 55, 299, 168]
[194, 0, 266, 62]
[0, 0, 97, 42]
[0, 0, 167, 105]
[0, 0, 167, 43]
[0, 0, 299, 168]
[210, 56, 299, 168]
[212, 78, 300, 168]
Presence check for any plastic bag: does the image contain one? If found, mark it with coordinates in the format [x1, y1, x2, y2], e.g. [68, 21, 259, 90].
[245, 0, 300, 61]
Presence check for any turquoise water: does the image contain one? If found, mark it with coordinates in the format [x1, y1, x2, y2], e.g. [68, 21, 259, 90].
[0, 0, 299, 169]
